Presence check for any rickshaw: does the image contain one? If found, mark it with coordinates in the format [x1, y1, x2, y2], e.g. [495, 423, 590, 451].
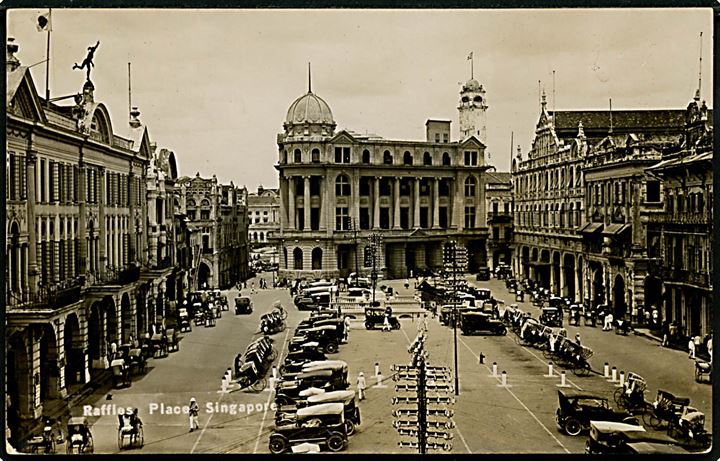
[694, 359, 712, 383]
[642, 389, 691, 429]
[66, 416, 94, 454]
[204, 309, 216, 327]
[236, 361, 268, 392]
[26, 418, 57, 454]
[557, 339, 594, 376]
[165, 329, 179, 352]
[235, 296, 253, 315]
[150, 333, 168, 358]
[218, 292, 229, 311]
[668, 406, 712, 448]
[459, 311, 507, 336]
[269, 402, 348, 453]
[111, 358, 131, 388]
[506, 278, 518, 293]
[278, 390, 361, 435]
[178, 307, 192, 332]
[515, 318, 547, 348]
[193, 303, 205, 326]
[539, 306, 563, 327]
[364, 307, 400, 330]
[127, 348, 146, 375]
[117, 409, 144, 449]
[209, 302, 221, 319]
[583, 304, 597, 326]
[613, 372, 648, 412]
[556, 390, 639, 436]
[567, 304, 582, 326]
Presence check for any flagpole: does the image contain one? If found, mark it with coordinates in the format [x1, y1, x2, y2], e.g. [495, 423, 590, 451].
[45, 8, 51, 102]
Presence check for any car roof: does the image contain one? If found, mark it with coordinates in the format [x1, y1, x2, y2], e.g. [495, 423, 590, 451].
[302, 360, 347, 369]
[589, 421, 645, 434]
[299, 369, 333, 378]
[297, 402, 344, 416]
[558, 389, 608, 401]
[626, 442, 690, 454]
[298, 387, 326, 397]
[68, 416, 89, 425]
[307, 390, 355, 403]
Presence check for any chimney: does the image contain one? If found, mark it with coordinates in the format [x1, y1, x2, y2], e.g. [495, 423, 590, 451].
[6, 38, 21, 72]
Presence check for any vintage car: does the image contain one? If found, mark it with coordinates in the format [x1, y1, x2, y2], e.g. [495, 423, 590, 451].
[539, 306, 563, 327]
[234, 296, 253, 315]
[475, 267, 491, 281]
[289, 327, 341, 354]
[585, 420, 685, 454]
[556, 390, 639, 436]
[364, 307, 400, 330]
[459, 311, 507, 336]
[276, 390, 360, 436]
[275, 371, 350, 406]
[268, 402, 348, 453]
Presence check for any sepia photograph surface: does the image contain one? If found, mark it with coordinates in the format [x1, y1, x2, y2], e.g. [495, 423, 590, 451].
[4, 7, 715, 455]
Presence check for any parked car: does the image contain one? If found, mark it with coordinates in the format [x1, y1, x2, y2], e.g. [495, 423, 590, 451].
[268, 402, 348, 453]
[585, 420, 686, 454]
[235, 296, 253, 315]
[459, 311, 507, 335]
[556, 390, 639, 436]
[475, 267, 491, 281]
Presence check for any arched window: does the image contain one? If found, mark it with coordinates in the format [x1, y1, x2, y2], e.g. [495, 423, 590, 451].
[403, 151, 413, 165]
[464, 176, 476, 197]
[294, 149, 302, 163]
[259, 232, 264, 241]
[423, 152, 432, 166]
[335, 175, 351, 196]
[312, 247, 322, 270]
[442, 152, 451, 166]
[311, 148, 320, 163]
[569, 166, 574, 188]
[187, 199, 196, 207]
[253, 231, 258, 241]
[293, 248, 303, 270]
[383, 150, 393, 165]
[362, 149, 371, 164]
[569, 203, 574, 227]
[201, 199, 210, 207]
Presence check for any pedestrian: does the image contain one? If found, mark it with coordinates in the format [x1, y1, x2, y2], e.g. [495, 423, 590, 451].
[189, 397, 200, 432]
[575, 333, 581, 345]
[661, 321, 670, 347]
[343, 316, 351, 343]
[382, 313, 391, 332]
[707, 335, 712, 362]
[688, 338, 696, 359]
[356, 372, 366, 401]
[422, 313, 428, 332]
[110, 341, 117, 361]
[652, 308, 659, 329]
[404, 279, 410, 290]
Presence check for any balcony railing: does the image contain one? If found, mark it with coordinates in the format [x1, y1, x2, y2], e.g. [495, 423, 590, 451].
[647, 212, 711, 225]
[7, 278, 84, 309]
[663, 268, 710, 287]
[487, 212, 513, 223]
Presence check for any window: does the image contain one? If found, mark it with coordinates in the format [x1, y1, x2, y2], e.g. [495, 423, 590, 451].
[423, 152, 432, 166]
[464, 176, 476, 197]
[400, 207, 410, 229]
[201, 210, 210, 220]
[310, 177, 321, 196]
[335, 147, 350, 163]
[293, 248, 303, 270]
[503, 202, 510, 214]
[493, 227, 500, 240]
[403, 151, 413, 165]
[310, 208, 320, 230]
[667, 194, 674, 214]
[383, 150, 393, 165]
[442, 152, 451, 166]
[335, 208, 350, 230]
[439, 180, 449, 197]
[492, 202, 499, 214]
[443, 133, 449, 143]
[464, 151, 478, 166]
[646, 180, 660, 202]
[311, 248, 322, 270]
[419, 179, 430, 196]
[439, 207, 448, 228]
[362, 149, 370, 164]
[335, 175, 351, 196]
[359, 207, 370, 229]
[464, 206, 476, 228]
[435, 133, 440, 143]
[294, 149, 302, 163]
[379, 178, 391, 196]
[419, 207, 429, 228]
[400, 178, 411, 196]
[380, 208, 390, 229]
[311, 148, 320, 163]
[359, 177, 371, 196]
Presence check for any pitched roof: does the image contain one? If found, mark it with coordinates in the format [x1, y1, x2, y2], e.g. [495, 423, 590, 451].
[485, 172, 511, 185]
[550, 110, 685, 137]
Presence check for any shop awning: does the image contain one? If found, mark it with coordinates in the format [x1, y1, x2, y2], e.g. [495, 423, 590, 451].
[579, 222, 603, 234]
[602, 223, 632, 236]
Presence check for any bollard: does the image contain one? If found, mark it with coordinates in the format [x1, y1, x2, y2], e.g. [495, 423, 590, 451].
[604, 363, 610, 378]
[226, 367, 233, 381]
[373, 373, 387, 388]
[375, 362, 380, 377]
[610, 367, 618, 382]
[497, 370, 511, 388]
[479, 353, 485, 365]
[221, 376, 228, 393]
[272, 366, 278, 380]
[492, 362, 498, 377]
[556, 371, 571, 388]
[545, 362, 554, 377]
[617, 371, 625, 388]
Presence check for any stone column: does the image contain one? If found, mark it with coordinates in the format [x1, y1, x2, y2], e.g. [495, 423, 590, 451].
[413, 177, 421, 228]
[98, 167, 107, 277]
[559, 257, 566, 297]
[287, 176, 295, 230]
[393, 177, 401, 229]
[432, 178, 440, 229]
[319, 176, 327, 231]
[352, 174, 360, 225]
[550, 259, 556, 293]
[574, 258, 581, 303]
[26, 149, 39, 296]
[128, 171, 136, 262]
[303, 176, 311, 231]
[451, 177, 462, 230]
[373, 177, 381, 229]
[279, 177, 288, 230]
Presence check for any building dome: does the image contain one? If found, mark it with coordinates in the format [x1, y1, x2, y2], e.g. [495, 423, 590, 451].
[285, 91, 334, 126]
[462, 78, 481, 92]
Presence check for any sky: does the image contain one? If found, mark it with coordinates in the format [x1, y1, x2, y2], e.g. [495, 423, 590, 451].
[7, 8, 713, 190]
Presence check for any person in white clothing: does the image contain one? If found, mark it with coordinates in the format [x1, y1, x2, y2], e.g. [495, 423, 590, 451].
[189, 397, 200, 432]
[356, 372, 366, 400]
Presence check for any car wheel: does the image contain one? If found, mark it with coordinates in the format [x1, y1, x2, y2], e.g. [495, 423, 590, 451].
[326, 433, 345, 452]
[325, 342, 339, 354]
[364, 322, 372, 330]
[564, 417, 582, 436]
[346, 420, 356, 436]
[269, 434, 288, 454]
[498, 326, 507, 336]
[622, 416, 639, 426]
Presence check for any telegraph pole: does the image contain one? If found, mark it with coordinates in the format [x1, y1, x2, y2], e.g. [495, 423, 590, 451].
[452, 241, 459, 395]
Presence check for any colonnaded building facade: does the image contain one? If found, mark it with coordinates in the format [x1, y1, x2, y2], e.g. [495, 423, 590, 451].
[275, 76, 493, 280]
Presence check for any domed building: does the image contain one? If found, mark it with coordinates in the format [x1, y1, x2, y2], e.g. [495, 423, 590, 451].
[274, 73, 493, 281]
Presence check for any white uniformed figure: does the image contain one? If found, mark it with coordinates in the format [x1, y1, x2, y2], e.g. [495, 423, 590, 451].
[189, 397, 199, 432]
[356, 372, 366, 400]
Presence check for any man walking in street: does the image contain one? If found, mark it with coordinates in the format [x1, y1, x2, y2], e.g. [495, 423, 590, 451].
[189, 397, 200, 432]
[356, 372, 366, 401]
[343, 316, 351, 343]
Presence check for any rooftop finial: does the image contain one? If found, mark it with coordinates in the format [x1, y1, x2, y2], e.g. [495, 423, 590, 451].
[697, 31, 703, 100]
[308, 62, 312, 93]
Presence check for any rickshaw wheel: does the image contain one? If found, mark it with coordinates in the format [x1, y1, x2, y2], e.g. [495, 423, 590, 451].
[135, 425, 144, 447]
[345, 420, 356, 436]
[86, 435, 95, 453]
[514, 334, 526, 346]
[268, 348, 278, 361]
[251, 378, 267, 392]
[613, 388, 626, 408]
[326, 432, 345, 452]
[572, 363, 591, 377]
[642, 412, 661, 429]
[279, 364, 287, 375]
[542, 349, 554, 360]
[117, 430, 124, 449]
[269, 434, 288, 454]
[563, 417, 582, 436]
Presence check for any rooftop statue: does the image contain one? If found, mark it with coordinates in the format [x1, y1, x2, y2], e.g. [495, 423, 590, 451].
[73, 41, 100, 81]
